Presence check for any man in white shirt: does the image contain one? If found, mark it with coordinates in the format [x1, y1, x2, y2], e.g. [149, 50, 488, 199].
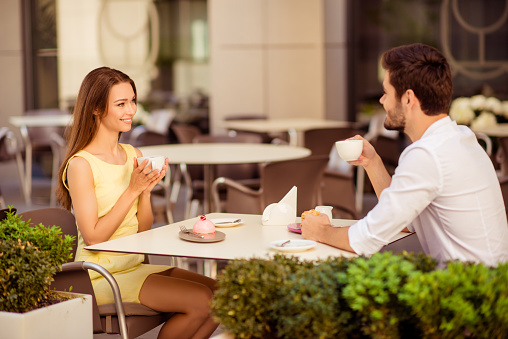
[302, 43, 508, 266]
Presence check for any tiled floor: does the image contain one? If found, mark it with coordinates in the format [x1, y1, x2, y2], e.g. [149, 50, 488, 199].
[0, 158, 377, 338]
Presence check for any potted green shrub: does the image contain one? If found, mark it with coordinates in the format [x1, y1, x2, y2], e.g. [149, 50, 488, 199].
[211, 252, 508, 338]
[0, 208, 93, 339]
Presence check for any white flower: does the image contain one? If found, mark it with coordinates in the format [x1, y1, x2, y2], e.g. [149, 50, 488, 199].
[470, 111, 497, 129]
[450, 97, 475, 125]
[484, 97, 503, 115]
[469, 94, 487, 111]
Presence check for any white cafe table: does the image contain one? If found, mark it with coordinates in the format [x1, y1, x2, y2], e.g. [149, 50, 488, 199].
[85, 213, 411, 263]
[139, 143, 311, 213]
[221, 118, 356, 146]
[9, 114, 73, 205]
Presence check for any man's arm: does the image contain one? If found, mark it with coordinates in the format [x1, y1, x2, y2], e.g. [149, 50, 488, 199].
[348, 135, 392, 198]
[301, 214, 355, 252]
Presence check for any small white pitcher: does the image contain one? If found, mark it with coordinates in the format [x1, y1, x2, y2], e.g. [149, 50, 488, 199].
[315, 205, 333, 222]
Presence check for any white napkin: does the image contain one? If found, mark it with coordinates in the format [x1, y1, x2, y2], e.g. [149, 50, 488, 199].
[262, 186, 297, 225]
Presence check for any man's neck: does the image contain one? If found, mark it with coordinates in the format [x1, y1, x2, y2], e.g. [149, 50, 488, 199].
[406, 113, 448, 142]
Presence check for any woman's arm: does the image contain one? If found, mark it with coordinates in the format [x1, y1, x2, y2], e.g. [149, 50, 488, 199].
[134, 148, 169, 232]
[67, 156, 141, 245]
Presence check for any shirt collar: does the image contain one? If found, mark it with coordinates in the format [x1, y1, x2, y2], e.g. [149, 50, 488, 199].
[420, 116, 452, 139]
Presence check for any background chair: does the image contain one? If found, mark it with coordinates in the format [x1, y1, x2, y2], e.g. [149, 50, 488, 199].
[180, 133, 263, 218]
[18, 207, 172, 339]
[171, 123, 202, 144]
[497, 137, 508, 177]
[499, 176, 508, 217]
[128, 109, 176, 147]
[0, 127, 26, 207]
[212, 155, 329, 215]
[24, 109, 69, 177]
[304, 126, 361, 219]
[303, 126, 360, 157]
[224, 114, 288, 144]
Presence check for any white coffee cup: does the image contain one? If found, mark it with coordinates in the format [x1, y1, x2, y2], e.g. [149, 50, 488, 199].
[335, 139, 363, 161]
[136, 156, 165, 173]
[315, 205, 333, 222]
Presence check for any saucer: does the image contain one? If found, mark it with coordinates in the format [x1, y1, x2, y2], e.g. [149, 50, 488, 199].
[269, 239, 316, 252]
[287, 223, 302, 234]
[210, 218, 243, 228]
[178, 231, 226, 243]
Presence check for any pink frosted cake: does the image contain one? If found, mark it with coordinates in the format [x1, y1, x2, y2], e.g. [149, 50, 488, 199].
[193, 215, 216, 234]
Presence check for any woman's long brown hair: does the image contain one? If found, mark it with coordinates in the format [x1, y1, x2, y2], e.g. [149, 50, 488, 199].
[56, 67, 137, 210]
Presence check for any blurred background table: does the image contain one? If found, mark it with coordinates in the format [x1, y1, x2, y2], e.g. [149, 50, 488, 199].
[9, 113, 72, 205]
[139, 143, 311, 213]
[222, 118, 358, 146]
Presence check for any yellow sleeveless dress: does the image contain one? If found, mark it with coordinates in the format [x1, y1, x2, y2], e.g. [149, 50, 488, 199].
[63, 143, 171, 305]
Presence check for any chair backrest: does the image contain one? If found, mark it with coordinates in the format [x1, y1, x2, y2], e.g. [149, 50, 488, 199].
[25, 109, 70, 147]
[145, 109, 176, 135]
[171, 124, 202, 144]
[194, 134, 263, 180]
[304, 126, 360, 156]
[260, 155, 329, 215]
[0, 127, 19, 162]
[498, 137, 508, 176]
[18, 208, 78, 262]
[499, 176, 508, 217]
[193, 133, 263, 144]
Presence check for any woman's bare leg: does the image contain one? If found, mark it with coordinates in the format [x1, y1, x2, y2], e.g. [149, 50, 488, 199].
[138, 268, 219, 339]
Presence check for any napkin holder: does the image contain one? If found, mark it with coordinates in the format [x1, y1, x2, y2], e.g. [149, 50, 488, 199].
[262, 186, 297, 225]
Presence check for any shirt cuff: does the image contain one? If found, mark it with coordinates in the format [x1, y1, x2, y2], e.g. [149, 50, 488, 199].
[348, 220, 388, 256]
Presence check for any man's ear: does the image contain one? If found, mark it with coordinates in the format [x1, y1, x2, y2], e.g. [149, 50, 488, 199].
[405, 89, 418, 107]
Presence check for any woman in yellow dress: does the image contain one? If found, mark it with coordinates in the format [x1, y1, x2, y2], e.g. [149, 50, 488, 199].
[56, 67, 219, 339]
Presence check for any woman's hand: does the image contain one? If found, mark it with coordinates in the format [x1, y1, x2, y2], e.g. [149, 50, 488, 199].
[142, 157, 169, 194]
[130, 157, 168, 196]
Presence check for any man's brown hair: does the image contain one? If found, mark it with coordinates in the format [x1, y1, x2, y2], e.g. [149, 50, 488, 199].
[381, 43, 453, 116]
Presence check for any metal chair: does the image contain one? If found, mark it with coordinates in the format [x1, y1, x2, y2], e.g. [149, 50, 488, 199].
[212, 155, 329, 215]
[19, 208, 172, 339]
[0, 127, 26, 207]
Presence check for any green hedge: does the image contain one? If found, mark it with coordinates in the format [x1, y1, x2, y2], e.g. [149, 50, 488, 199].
[211, 252, 508, 339]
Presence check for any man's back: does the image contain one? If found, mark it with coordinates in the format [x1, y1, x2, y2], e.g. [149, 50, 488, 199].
[406, 117, 508, 265]
[351, 117, 508, 266]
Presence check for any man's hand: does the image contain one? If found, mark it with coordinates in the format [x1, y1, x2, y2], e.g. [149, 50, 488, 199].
[301, 214, 331, 242]
[347, 135, 378, 168]
[301, 213, 355, 253]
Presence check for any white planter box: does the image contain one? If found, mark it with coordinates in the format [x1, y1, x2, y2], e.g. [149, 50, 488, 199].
[0, 291, 93, 339]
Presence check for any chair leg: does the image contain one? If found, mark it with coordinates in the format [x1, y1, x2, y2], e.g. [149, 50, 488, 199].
[0, 188, 6, 209]
[204, 259, 217, 279]
[15, 150, 29, 205]
[188, 199, 200, 218]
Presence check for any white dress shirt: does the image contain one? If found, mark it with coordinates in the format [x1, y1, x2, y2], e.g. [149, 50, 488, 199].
[349, 116, 508, 266]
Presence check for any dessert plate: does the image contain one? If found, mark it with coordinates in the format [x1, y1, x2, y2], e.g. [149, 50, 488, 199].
[179, 230, 226, 243]
[210, 218, 243, 227]
[269, 239, 316, 253]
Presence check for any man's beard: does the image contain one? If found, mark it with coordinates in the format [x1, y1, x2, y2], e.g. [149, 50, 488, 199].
[384, 105, 405, 132]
